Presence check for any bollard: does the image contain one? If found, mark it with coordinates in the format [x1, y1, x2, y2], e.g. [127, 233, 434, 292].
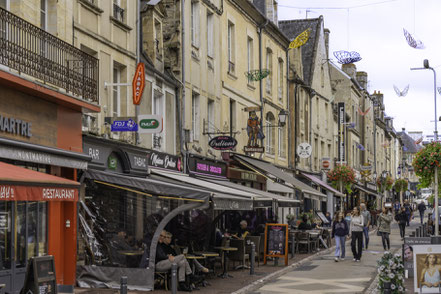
[291, 234, 295, 258]
[250, 242, 255, 275]
[383, 281, 391, 294]
[171, 263, 178, 294]
[120, 276, 127, 294]
[416, 227, 420, 237]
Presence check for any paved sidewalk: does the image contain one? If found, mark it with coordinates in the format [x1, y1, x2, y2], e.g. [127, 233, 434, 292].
[245, 219, 420, 294]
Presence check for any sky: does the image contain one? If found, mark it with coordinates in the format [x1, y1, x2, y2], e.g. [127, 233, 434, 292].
[278, 0, 441, 137]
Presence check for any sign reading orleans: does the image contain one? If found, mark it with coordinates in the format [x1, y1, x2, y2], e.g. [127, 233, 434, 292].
[0, 114, 32, 138]
[209, 136, 237, 150]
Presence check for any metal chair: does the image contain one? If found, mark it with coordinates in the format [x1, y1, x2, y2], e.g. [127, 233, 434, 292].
[296, 232, 312, 253]
[309, 232, 320, 252]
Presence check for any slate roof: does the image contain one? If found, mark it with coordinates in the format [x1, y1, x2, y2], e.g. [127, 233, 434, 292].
[279, 17, 322, 86]
[397, 131, 422, 153]
[253, 0, 266, 15]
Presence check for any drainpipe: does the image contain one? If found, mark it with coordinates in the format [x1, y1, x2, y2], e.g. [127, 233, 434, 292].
[181, 0, 187, 172]
[286, 50, 291, 169]
[135, 0, 141, 145]
[258, 20, 269, 157]
[309, 91, 313, 172]
[294, 83, 299, 171]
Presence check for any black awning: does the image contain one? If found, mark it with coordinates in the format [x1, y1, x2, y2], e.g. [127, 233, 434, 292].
[83, 169, 210, 201]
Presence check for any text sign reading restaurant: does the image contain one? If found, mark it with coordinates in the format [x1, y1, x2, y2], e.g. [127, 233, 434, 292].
[0, 185, 78, 201]
[187, 156, 227, 178]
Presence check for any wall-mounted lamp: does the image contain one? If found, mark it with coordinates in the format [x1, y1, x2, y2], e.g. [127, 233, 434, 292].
[66, 219, 71, 228]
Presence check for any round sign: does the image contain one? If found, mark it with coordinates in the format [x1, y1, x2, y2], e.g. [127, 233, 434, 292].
[209, 136, 238, 150]
[297, 143, 312, 159]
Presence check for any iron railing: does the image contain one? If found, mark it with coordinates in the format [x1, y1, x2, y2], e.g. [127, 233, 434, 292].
[0, 7, 99, 102]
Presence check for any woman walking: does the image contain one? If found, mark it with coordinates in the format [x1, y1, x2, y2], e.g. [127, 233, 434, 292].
[350, 206, 364, 262]
[378, 207, 393, 251]
[396, 207, 408, 240]
[332, 212, 349, 262]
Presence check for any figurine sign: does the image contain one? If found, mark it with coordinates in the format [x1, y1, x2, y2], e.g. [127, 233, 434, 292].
[297, 143, 312, 159]
[244, 110, 265, 153]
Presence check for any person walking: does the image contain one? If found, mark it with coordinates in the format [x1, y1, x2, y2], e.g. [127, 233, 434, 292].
[404, 200, 413, 226]
[393, 200, 401, 215]
[360, 203, 371, 250]
[378, 207, 393, 251]
[396, 207, 408, 240]
[332, 212, 349, 262]
[418, 201, 427, 224]
[350, 206, 364, 262]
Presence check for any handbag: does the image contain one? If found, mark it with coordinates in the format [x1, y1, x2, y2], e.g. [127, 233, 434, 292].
[376, 230, 382, 236]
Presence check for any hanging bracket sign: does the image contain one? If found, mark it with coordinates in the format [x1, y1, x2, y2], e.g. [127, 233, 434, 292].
[209, 136, 237, 150]
[132, 62, 145, 105]
[297, 142, 312, 159]
[137, 115, 163, 134]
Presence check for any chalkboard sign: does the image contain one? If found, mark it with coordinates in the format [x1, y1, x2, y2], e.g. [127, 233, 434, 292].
[0, 212, 9, 230]
[20, 256, 57, 294]
[263, 223, 288, 266]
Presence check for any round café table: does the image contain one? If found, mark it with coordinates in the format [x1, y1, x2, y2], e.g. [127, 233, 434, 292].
[185, 254, 206, 273]
[214, 246, 238, 278]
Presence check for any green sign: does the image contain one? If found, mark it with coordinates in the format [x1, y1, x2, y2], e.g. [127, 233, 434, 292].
[139, 119, 159, 129]
[137, 115, 163, 134]
[108, 155, 117, 170]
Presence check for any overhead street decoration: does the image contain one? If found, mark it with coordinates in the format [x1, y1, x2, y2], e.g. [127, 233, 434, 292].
[289, 28, 312, 49]
[333, 50, 362, 64]
[393, 85, 410, 97]
[245, 69, 270, 82]
[132, 62, 145, 105]
[403, 28, 425, 49]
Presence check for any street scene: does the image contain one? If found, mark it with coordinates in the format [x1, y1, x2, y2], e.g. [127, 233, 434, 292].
[0, 0, 441, 293]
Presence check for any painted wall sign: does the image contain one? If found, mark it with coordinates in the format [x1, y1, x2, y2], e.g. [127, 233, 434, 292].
[338, 102, 345, 162]
[188, 156, 227, 178]
[111, 118, 138, 132]
[297, 142, 312, 159]
[137, 115, 163, 134]
[147, 151, 182, 172]
[132, 62, 145, 105]
[0, 114, 32, 138]
[209, 136, 237, 150]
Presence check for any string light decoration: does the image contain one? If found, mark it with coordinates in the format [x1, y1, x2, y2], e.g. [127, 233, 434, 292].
[244, 69, 270, 82]
[393, 85, 410, 97]
[333, 50, 362, 64]
[289, 28, 312, 49]
[403, 28, 425, 49]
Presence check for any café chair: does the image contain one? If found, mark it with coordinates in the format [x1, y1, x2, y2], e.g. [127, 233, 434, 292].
[228, 239, 249, 270]
[309, 232, 320, 252]
[296, 232, 312, 253]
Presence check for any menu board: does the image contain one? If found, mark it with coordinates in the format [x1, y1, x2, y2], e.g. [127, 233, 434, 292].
[264, 223, 288, 266]
[0, 212, 9, 230]
[21, 256, 57, 294]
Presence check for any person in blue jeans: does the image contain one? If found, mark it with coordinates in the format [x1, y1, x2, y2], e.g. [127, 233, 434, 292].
[360, 203, 371, 250]
[332, 212, 349, 262]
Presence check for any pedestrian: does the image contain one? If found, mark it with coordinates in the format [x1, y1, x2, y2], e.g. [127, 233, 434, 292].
[360, 203, 371, 250]
[393, 200, 401, 215]
[404, 200, 413, 226]
[378, 207, 393, 251]
[418, 201, 427, 224]
[396, 207, 408, 240]
[350, 206, 364, 262]
[332, 212, 349, 262]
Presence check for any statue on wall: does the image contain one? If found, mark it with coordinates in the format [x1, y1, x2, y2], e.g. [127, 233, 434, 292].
[247, 111, 265, 147]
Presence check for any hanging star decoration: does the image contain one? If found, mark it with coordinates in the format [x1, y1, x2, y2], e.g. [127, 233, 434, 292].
[333, 51, 362, 64]
[358, 107, 371, 116]
[415, 137, 423, 144]
[356, 143, 365, 151]
[393, 85, 409, 97]
[403, 28, 425, 49]
[289, 28, 312, 49]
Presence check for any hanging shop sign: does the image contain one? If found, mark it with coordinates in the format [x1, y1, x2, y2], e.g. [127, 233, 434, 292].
[244, 146, 264, 153]
[297, 142, 312, 159]
[321, 157, 331, 170]
[110, 118, 138, 132]
[209, 136, 237, 150]
[244, 110, 265, 153]
[338, 102, 345, 162]
[137, 115, 163, 134]
[132, 62, 145, 105]
[360, 164, 372, 171]
[147, 150, 182, 172]
[188, 156, 227, 178]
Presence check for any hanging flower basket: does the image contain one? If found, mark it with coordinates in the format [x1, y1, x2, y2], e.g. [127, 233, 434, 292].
[394, 178, 408, 193]
[377, 252, 405, 293]
[377, 175, 394, 193]
[327, 164, 356, 194]
[413, 141, 441, 188]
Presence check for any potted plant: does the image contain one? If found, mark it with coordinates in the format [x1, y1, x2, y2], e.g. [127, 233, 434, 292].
[327, 164, 356, 194]
[377, 252, 405, 293]
[394, 178, 408, 205]
[413, 141, 441, 190]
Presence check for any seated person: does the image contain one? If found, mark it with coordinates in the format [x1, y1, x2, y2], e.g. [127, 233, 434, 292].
[109, 229, 133, 266]
[298, 215, 312, 231]
[311, 218, 322, 229]
[232, 220, 249, 239]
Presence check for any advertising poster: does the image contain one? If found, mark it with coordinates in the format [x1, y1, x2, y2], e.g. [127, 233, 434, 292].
[413, 245, 441, 293]
[404, 237, 431, 278]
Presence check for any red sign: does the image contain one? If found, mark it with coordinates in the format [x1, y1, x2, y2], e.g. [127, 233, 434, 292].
[0, 185, 78, 201]
[132, 62, 145, 105]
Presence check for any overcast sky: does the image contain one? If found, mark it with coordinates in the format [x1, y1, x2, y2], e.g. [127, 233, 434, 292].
[278, 0, 441, 137]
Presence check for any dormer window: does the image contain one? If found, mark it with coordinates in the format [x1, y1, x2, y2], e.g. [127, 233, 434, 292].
[154, 19, 163, 60]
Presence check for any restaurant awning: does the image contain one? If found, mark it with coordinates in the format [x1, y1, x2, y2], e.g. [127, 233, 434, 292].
[233, 154, 327, 199]
[82, 169, 211, 202]
[0, 161, 80, 201]
[354, 183, 380, 198]
[300, 172, 345, 197]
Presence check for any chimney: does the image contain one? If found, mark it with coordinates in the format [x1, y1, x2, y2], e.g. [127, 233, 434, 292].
[342, 63, 356, 79]
[324, 28, 330, 60]
[402, 128, 405, 132]
[356, 71, 368, 90]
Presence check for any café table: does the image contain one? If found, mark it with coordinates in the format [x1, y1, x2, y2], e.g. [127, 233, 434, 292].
[214, 246, 237, 278]
[118, 250, 144, 267]
[185, 254, 206, 273]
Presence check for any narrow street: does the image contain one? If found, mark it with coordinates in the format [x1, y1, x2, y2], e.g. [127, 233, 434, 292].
[247, 219, 420, 294]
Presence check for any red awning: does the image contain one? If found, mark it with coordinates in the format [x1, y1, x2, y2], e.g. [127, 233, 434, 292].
[0, 162, 79, 201]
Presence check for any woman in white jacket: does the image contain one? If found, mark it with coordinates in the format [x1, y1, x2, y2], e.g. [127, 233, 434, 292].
[350, 206, 364, 262]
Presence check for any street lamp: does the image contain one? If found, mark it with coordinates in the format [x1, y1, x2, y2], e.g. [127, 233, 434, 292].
[411, 59, 439, 236]
[278, 109, 288, 127]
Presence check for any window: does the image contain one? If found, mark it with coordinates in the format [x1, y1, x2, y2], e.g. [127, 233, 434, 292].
[229, 99, 236, 136]
[265, 112, 275, 155]
[192, 93, 200, 141]
[207, 12, 214, 57]
[40, 0, 47, 30]
[113, 0, 124, 22]
[153, 92, 164, 149]
[207, 99, 215, 134]
[314, 138, 318, 169]
[266, 49, 272, 94]
[112, 66, 121, 117]
[247, 37, 253, 84]
[0, 0, 8, 10]
[278, 58, 283, 101]
[278, 127, 286, 158]
[324, 102, 329, 130]
[191, 1, 200, 47]
[227, 21, 235, 73]
[154, 20, 162, 59]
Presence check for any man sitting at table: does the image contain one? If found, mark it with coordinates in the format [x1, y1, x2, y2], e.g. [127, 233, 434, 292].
[109, 229, 133, 266]
[298, 215, 312, 231]
[232, 220, 249, 239]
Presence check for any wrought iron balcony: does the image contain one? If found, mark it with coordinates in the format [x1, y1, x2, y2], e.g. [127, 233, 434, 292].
[0, 7, 99, 103]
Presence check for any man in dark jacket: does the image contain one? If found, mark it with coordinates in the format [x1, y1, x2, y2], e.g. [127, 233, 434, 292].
[418, 201, 427, 224]
[396, 207, 408, 239]
[404, 201, 413, 226]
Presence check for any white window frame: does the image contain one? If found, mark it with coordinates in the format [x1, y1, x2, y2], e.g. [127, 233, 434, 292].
[207, 11, 214, 58]
[247, 37, 253, 84]
[112, 66, 121, 117]
[265, 113, 275, 155]
[278, 127, 286, 158]
[40, 0, 47, 30]
[192, 93, 200, 141]
[227, 21, 235, 73]
[153, 91, 165, 150]
[278, 58, 283, 102]
[266, 49, 272, 94]
[191, 1, 200, 48]
[207, 99, 215, 134]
